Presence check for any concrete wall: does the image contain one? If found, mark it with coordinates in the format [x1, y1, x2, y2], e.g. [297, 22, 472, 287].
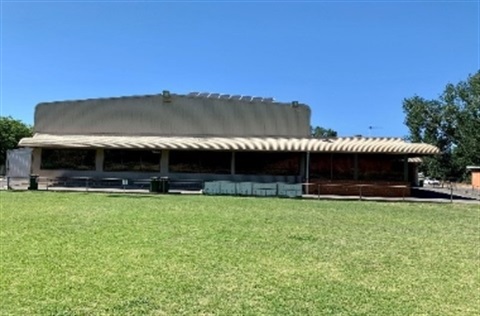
[34, 94, 311, 138]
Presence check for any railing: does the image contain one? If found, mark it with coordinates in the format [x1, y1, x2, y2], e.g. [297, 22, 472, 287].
[302, 182, 480, 201]
[2, 176, 134, 191]
[1, 176, 204, 193]
[302, 182, 409, 200]
[2, 176, 479, 202]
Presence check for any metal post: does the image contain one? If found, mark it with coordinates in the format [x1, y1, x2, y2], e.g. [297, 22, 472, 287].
[330, 153, 333, 180]
[354, 153, 358, 180]
[403, 154, 409, 182]
[305, 151, 310, 195]
[95, 148, 104, 172]
[450, 184, 453, 203]
[231, 151, 236, 175]
[6, 176, 10, 190]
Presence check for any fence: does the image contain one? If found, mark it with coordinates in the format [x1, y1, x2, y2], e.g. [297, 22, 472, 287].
[2, 176, 479, 202]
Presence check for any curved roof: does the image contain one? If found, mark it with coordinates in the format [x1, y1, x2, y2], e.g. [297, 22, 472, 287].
[19, 134, 440, 155]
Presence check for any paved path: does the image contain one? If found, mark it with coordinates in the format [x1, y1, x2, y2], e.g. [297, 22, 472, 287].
[417, 185, 480, 201]
[302, 194, 480, 204]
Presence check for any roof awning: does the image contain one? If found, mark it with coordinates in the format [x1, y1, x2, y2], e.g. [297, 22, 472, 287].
[18, 134, 440, 155]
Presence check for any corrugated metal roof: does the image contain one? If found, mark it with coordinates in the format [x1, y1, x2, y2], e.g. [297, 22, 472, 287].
[19, 134, 440, 155]
[408, 157, 423, 163]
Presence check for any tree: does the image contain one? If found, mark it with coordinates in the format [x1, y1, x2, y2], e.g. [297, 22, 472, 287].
[0, 116, 33, 167]
[311, 126, 338, 138]
[402, 71, 480, 180]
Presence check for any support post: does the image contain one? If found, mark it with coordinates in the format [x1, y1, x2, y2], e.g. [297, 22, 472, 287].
[231, 151, 235, 175]
[450, 184, 453, 203]
[95, 148, 104, 172]
[161, 150, 169, 176]
[354, 153, 359, 180]
[403, 155, 409, 182]
[305, 151, 310, 194]
[330, 153, 333, 180]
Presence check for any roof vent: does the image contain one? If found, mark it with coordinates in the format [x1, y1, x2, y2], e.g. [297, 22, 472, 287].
[163, 90, 171, 103]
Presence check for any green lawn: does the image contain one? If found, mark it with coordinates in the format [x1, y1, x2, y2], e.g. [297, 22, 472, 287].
[1, 191, 478, 315]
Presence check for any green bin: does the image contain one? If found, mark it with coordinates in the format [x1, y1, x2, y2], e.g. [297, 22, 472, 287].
[160, 177, 170, 194]
[28, 174, 39, 190]
[150, 177, 160, 193]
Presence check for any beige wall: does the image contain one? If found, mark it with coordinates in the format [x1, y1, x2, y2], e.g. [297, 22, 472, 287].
[34, 94, 311, 138]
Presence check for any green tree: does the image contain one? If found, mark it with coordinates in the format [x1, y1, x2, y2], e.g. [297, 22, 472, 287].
[311, 126, 338, 138]
[402, 71, 480, 180]
[0, 116, 33, 167]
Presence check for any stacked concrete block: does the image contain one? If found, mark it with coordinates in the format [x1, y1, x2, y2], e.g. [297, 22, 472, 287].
[218, 181, 236, 195]
[235, 182, 253, 196]
[278, 183, 302, 198]
[203, 181, 220, 195]
[204, 181, 302, 198]
[252, 183, 278, 197]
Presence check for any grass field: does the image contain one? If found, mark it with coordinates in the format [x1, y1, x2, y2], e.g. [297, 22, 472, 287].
[1, 191, 478, 315]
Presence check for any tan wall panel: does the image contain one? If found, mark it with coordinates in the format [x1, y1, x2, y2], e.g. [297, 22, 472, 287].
[472, 171, 480, 188]
[34, 94, 311, 137]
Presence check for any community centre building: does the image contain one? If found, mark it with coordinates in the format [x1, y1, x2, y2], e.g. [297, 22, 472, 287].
[18, 91, 440, 196]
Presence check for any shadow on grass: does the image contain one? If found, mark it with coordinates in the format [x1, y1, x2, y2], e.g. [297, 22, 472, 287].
[411, 188, 477, 201]
[106, 194, 157, 199]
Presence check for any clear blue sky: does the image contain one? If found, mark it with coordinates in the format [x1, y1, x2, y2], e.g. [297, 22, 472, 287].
[1, 0, 478, 137]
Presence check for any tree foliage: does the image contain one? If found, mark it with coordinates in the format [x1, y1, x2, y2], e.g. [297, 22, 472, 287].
[0, 116, 33, 166]
[311, 126, 338, 138]
[403, 71, 480, 180]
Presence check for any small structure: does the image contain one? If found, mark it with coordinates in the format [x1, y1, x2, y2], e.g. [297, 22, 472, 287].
[466, 166, 480, 188]
[6, 148, 33, 178]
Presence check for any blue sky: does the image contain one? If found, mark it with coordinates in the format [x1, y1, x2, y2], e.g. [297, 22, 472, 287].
[1, 0, 478, 137]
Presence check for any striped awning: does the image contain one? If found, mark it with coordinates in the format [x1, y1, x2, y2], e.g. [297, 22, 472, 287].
[18, 134, 440, 155]
[408, 157, 423, 164]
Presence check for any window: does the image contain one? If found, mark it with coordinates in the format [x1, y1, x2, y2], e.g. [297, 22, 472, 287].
[235, 152, 301, 175]
[41, 149, 96, 170]
[169, 151, 231, 174]
[104, 150, 160, 172]
[309, 153, 331, 179]
[358, 154, 403, 181]
[309, 153, 354, 180]
[331, 154, 355, 180]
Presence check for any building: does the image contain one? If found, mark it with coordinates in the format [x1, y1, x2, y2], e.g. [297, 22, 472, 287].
[466, 166, 480, 188]
[18, 91, 440, 196]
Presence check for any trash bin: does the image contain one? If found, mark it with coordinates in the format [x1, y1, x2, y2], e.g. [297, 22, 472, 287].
[28, 174, 39, 190]
[418, 180, 424, 187]
[160, 177, 170, 193]
[150, 177, 160, 193]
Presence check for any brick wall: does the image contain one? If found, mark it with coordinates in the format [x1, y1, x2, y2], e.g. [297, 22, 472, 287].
[307, 179, 410, 197]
